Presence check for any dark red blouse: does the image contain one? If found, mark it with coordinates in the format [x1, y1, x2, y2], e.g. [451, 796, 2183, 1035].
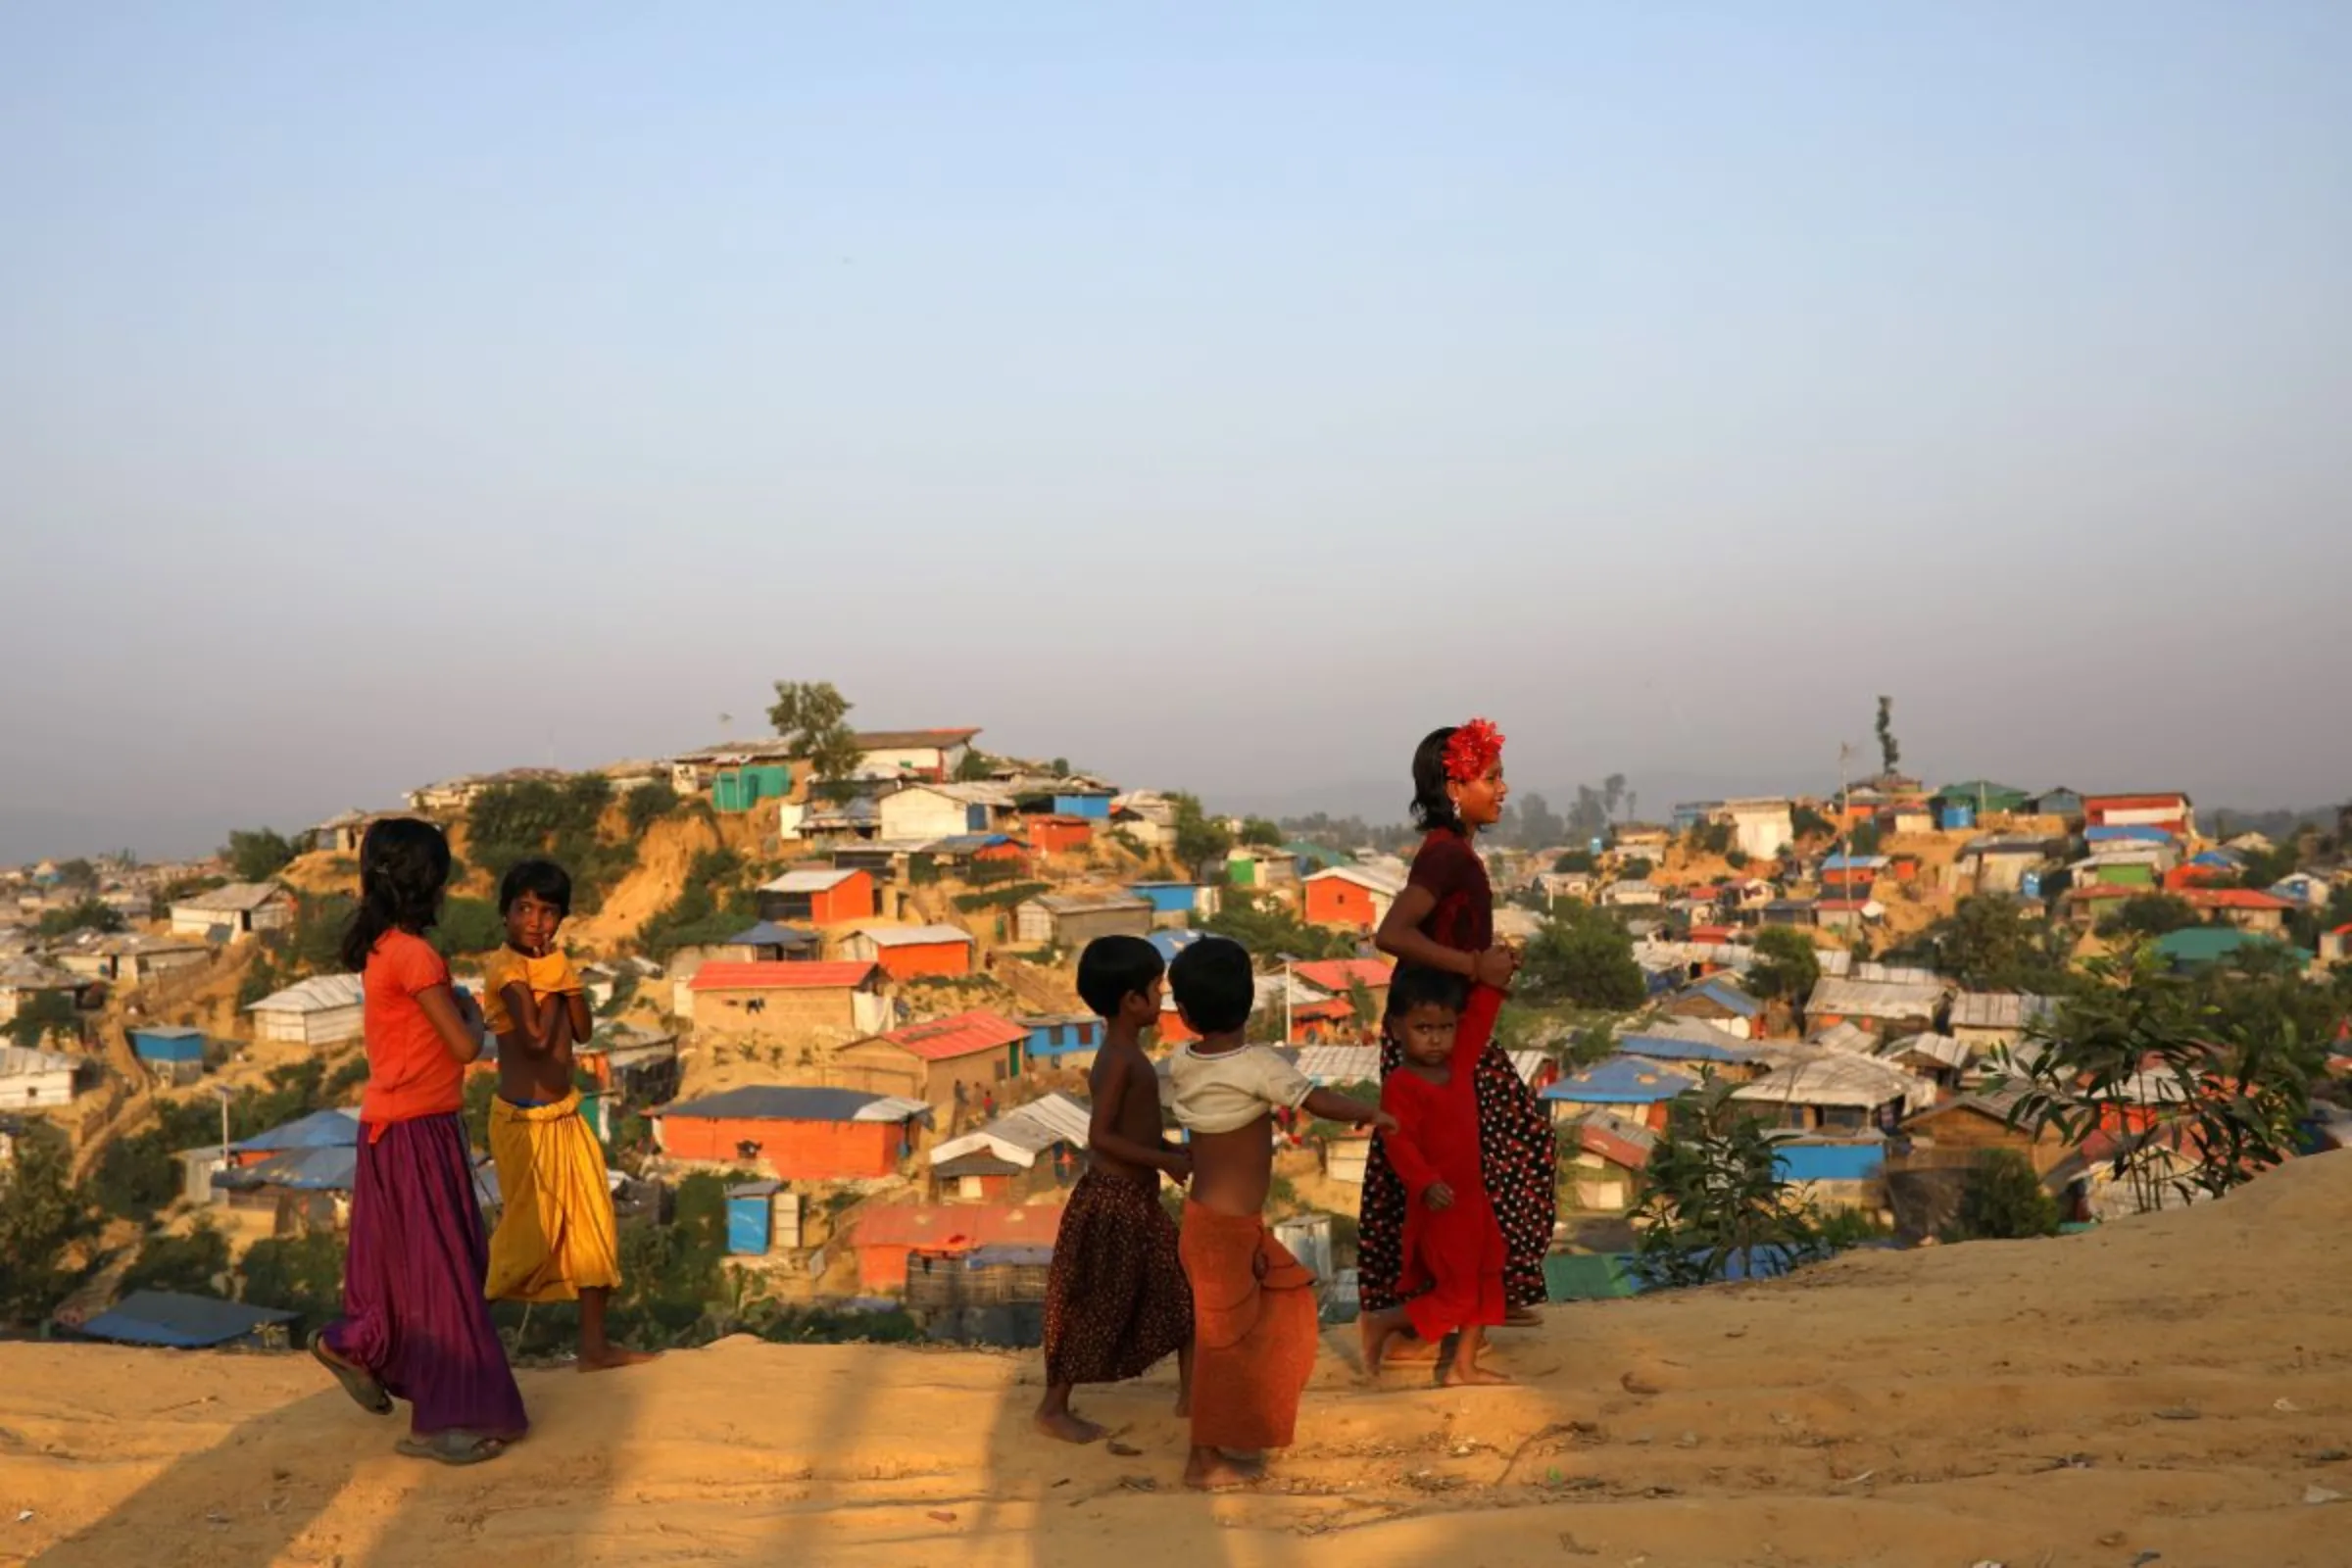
[1407, 828, 1492, 955]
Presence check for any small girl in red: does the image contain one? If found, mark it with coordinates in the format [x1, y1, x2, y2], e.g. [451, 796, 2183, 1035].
[1358, 968, 1513, 1387]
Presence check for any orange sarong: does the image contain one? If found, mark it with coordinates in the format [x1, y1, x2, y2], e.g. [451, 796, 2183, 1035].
[1179, 1200, 1320, 1451]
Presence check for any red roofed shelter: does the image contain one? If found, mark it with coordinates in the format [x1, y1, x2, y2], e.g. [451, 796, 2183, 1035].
[830, 1009, 1028, 1108]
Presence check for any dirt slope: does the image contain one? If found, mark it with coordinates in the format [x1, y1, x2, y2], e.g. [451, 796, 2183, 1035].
[12, 1152, 2352, 1567]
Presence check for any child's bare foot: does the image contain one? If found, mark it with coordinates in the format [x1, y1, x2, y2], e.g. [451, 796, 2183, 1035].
[578, 1346, 660, 1373]
[1382, 1332, 1441, 1362]
[1033, 1408, 1107, 1445]
[1439, 1362, 1516, 1388]
[1173, 1390, 1191, 1419]
[1184, 1446, 1261, 1491]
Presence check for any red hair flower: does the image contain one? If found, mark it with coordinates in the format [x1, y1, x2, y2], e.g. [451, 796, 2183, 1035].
[1444, 718, 1504, 784]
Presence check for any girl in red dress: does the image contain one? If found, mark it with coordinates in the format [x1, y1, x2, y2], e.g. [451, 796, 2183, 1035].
[1364, 720, 1554, 1339]
[1358, 967, 1513, 1385]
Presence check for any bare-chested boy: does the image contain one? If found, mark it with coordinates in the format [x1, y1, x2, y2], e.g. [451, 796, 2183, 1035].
[1035, 935, 1195, 1444]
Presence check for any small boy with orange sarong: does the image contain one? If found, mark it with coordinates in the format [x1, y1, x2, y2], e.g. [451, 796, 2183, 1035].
[1164, 938, 1393, 1491]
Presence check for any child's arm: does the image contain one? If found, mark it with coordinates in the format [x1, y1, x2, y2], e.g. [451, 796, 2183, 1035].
[499, 981, 569, 1057]
[416, 984, 486, 1065]
[1086, 1052, 1191, 1179]
[1453, 983, 1507, 1070]
[1300, 1085, 1397, 1136]
[547, 952, 593, 1044]
[1377, 1080, 1442, 1196]
[1374, 895, 1520, 988]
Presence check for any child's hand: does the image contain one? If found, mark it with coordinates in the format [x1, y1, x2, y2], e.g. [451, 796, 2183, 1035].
[1163, 1149, 1195, 1186]
[1470, 946, 1519, 989]
[1424, 1181, 1455, 1211]
[1367, 1109, 1400, 1135]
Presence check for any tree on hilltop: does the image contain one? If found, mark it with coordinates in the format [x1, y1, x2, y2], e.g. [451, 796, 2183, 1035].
[766, 681, 863, 785]
[223, 827, 298, 883]
[1874, 696, 1900, 777]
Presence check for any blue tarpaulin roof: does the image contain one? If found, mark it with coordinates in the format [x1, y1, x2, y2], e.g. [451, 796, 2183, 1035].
[220, 1145, 358, 1193]
[74, 1291, 298, 1348]
[1146, 929, 1204, 963]
[2086, 825, 2175, 844]
[1543, 1057, 1698, 1103]
[1617, 1032, 1757, 1066]
[228, 1107, 359, 1155]
[1688, 978, 1762, 1017]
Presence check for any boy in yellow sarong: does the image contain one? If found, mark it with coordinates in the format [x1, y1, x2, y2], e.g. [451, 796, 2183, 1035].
[482, 858, 653, 1371]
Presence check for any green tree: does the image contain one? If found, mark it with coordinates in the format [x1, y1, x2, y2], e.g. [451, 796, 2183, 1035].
[1689, 820, 1734, 857]
[279, 893, 356, 975]
[1171, 792, 1234, 871]
[1900, 895, 2073, 993]
[437, 895, 507, 957]
[766, 680, 863, 785]
[1347, 977, 1380, 1033]
[2095, 893, 2199, 940]
[954, 749, 996, 782]
[1874, 695, 1900, 776]
[1748, 927, 1823, 1004]
[1553, 850, 1595, 874]
[1239, 817, 1284, 848]
[2233, 842, 2302, 891]
[224, 827, 299, 882]
[1201, 891, 1354, 961]
[1520, 906, 1646, 1010]
[3, 989, 78, 1050]
[1618, 857, 1653, 882]
[37, 899, 123, 939]
[88, 1128, 183, 1220]
[0, 1124, 95, 1327]
[237, 1233, 348, 1324]
[1996, 952, 2323, 1213]
[55, 858, 98, 889]
[636, 848, 760, 957]
[622, 780, 682, 835]
[123, 1221, 233, 1296]
[1791, 804, 1835, 840]
[1848, 820, 1884, 856]
[1633, 1081, 1831, 1289]
[1943, 1150, 2060, 1242]
[1516, 792, 1564, 848]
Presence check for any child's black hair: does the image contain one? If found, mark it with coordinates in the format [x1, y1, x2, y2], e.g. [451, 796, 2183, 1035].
[1167, 936, 1255, 1036]
[1409, 725, 1465, 835]
[1386, 964, 1469, 1022]
[1077, 934, 1165, 1019]
[499, 858, 574, 918]
[340, 817, 451, 972]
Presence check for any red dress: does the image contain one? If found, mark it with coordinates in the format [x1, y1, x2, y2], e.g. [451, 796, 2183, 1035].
[1377, 984, 1507, 1341]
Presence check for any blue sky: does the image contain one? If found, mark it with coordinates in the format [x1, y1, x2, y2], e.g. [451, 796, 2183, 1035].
[3, 4, 2347, 858]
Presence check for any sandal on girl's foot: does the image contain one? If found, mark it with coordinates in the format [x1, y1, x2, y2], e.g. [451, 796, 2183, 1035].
[396, 1431, 508, 1466]
[310, 1330, 391, 1415]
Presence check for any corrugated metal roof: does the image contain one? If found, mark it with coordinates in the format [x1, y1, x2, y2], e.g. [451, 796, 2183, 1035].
[1878, 1032, 1972, 1071]
[220, 1144, 358, 1192]
[1303, 863, 1407, 895]
[1805, 977, 1947, 1019]
[1290, 958, 1395, 995]
[172, 882, 287, 913]
[1947, 992, 2053, 1032]
[1616, 1027, 1758, 1066]
[1293, 1045, 1381, 1085]
[244, 973, 365, 1014]
[927, 1091, 1092, 1169]
[877, 1009, 1028, 1061]
[73, 1291, 297, 1348]
[0, 1044, 76, 1077]
[854, 728, 982, 750]
[852, 923, 975, 948]
[689, 961, 875, 992]
[760, 868, 859, 893]
[656, 1086, 929, 1123]
[1021, 894, 1152, 914]
[1733, 1054, 1929, 1110]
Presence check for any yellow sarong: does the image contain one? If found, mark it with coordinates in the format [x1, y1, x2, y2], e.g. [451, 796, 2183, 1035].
[485, 1089, 621, 1302]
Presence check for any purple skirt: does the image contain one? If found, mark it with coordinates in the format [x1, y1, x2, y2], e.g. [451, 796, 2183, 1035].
[323, 1111, 528, 1440]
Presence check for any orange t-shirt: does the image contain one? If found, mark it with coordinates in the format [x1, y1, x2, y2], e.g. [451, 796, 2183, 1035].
[359, 929, 466, 1131]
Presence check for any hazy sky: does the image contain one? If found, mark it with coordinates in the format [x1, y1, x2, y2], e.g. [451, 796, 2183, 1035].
[4, 4, 2348, 860]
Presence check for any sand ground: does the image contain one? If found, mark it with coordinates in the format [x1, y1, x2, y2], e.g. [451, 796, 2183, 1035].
[9, 1152, 2351, 1568]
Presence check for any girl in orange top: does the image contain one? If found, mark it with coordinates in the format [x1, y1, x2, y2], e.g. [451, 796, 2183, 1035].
[311, 817, 527, 1465]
